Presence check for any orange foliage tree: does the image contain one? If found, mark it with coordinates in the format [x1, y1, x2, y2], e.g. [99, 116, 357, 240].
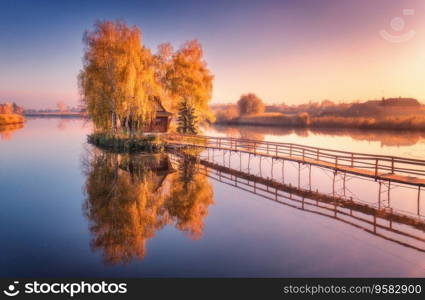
[237, 93, 265, 115]
[157, 40, 214, 124]
[79, 20, 214, 135]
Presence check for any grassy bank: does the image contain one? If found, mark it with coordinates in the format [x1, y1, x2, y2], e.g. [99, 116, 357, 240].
[217, 112, 425, 131]
[88, 132, 166, 153]
[0, 114, 25, 125]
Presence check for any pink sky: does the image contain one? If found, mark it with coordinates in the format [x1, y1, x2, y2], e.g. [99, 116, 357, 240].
[0, 0, 424, 109]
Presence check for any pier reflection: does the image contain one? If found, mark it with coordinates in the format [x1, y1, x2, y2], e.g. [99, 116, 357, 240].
[170, 148, 425, 253]
[82, 145, 425, 266]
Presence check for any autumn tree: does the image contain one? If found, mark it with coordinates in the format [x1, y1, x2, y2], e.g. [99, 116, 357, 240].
[215, 104, 239, 122]
[79, 20, 213, 137]
[237, 93, 265, 115]
[158, 40, 214, 125]
[0, 103, 13, 114]
[12, 102, 24, 114]
[79, 20, 159, 134]
[56, 101, 68, 112]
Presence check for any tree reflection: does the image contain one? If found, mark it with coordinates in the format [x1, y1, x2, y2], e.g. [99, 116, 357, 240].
[82, 148, 213, 265]
[0, 123, 24, 140]
[165, 159, 214, 239]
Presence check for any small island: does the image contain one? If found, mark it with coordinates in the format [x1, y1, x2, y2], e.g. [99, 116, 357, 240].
[79, 20, 213, 152]
[0, 103, 25, 126]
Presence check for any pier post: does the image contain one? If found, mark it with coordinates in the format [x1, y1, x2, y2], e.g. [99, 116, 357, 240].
[271, 158, 274, 180]
[259, 157, 262, 176]
[391, 157, 394, 174]
[239, 152, 242, 172]
[373, 215, 377, 234]
[308, 164, 312, 191]
[374, 159, 379, 179]
[298, 162, 301, 189]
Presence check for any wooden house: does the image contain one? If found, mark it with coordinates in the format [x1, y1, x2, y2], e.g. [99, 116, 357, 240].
[144, 98, 172, 133]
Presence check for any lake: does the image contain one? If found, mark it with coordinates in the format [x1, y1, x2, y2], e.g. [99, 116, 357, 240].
[1, 117, 425, 277]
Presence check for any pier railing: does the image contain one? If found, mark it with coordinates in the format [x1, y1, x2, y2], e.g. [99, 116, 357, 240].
[166, 134, 425, 182]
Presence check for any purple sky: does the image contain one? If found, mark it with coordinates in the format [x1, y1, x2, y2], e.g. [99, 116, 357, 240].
[0, 0, 424, 109]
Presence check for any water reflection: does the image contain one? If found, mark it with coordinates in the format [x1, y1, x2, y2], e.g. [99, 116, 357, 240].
[174, 147, 425, 254]
[82, 148, 214, 265]
[209, 125, 425, 147]
[0, 123, 24, 141]
[83, 145, 425, 266]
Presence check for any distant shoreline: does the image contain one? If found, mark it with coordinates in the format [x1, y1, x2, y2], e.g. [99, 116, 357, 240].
[214, 112, 425, 132]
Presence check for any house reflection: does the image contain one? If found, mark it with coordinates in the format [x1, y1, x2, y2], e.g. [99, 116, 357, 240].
[82, 149, 214, 265]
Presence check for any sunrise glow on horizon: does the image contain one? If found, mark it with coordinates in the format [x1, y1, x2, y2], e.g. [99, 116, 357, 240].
[1, 0, 425, 109]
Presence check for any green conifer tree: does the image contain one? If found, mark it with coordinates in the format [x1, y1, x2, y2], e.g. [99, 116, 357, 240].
[177, 100, 199, 134]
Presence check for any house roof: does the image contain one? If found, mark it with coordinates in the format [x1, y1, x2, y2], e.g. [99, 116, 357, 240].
[154, 97, 172, 116]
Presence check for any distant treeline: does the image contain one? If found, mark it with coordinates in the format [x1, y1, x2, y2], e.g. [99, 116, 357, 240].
[265, 97, 423, 118]
[212, 96, 425, 131]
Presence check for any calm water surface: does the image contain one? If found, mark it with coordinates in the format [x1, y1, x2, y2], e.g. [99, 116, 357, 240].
[1, 118, 425, 277]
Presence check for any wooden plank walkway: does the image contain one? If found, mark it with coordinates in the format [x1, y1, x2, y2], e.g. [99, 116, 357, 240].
[166, 134, 425, 187]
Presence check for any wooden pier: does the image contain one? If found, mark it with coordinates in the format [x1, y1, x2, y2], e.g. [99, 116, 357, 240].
[169, 151, 425, 253]
[166, 134, 425, 188]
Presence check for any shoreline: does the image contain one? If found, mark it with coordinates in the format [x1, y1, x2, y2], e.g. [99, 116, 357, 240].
[0, 114, 25, 126]
[24, 112, 86, 118]
[87, 132, 166, 153]
[215, 116, 425, 132]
